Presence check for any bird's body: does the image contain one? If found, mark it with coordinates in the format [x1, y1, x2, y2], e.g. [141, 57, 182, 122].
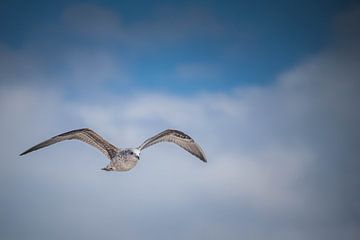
[20, 128, 206, 171]
[104, 148, 140, 171]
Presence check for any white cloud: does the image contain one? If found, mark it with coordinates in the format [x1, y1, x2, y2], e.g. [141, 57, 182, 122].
[1, 48, 359, 240]
[0, 41, 130, 93]
[2, 32, 359, 237]
[63, 48, 127, 85]
[1, 5, 360, 240]
[0, 44, 47, 84]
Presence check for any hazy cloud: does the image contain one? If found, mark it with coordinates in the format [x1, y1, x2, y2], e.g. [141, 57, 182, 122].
[175, 62, 222, 82]
[125, 5, 225, 47]
[62, 3, 123, 39]
[2, 32, 359, 238]
[1, 3, 359, 240]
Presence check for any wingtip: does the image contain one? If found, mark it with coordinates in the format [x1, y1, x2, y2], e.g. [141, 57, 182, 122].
[19, 151, 27, 156]
[20, 148, 32, 156]
[198, 154, 207, 163]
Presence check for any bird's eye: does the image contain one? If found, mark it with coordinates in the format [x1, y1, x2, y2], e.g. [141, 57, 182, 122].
[130, 151, 133, 155]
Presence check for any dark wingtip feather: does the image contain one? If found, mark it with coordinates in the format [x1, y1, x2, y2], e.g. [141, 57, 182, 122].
[20, 148, 33, 156]
[193, 142, 207, 163]
[199, 154, 207, 163]
[20, 143, 46, 156]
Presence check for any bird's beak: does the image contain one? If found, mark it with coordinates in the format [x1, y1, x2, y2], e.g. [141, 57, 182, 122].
[102, 167, 111, 171]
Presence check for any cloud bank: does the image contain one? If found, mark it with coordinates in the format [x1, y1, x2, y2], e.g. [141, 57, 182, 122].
[0, 3, 359, 240]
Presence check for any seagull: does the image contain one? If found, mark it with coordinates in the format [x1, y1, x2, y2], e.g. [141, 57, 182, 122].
[20, 128, 207, 171]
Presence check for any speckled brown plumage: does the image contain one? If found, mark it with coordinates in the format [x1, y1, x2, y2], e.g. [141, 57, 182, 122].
[20, 128, 207, 172]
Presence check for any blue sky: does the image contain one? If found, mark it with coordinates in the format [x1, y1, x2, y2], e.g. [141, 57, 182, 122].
[0, 0, 355, 94]
[0, 1, 360, 240]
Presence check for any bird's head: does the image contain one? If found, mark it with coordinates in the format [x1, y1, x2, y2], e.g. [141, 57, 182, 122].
[126, 148, 140, 160]
[132, 148, 141, 159]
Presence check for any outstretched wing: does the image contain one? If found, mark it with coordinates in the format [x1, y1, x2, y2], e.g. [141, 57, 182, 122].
[20, 128, 118, 159]
[138, 129, 207, 162]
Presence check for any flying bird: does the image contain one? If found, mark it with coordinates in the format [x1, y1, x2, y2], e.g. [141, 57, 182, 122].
[20, 128, 207, 171]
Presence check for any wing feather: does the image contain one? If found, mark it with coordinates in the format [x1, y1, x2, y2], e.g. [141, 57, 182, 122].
[20, 128, 118, 159]
[138, 129, 207, 162]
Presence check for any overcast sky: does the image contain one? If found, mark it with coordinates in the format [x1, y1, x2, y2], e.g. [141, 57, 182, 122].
[0, 1, 359, 240]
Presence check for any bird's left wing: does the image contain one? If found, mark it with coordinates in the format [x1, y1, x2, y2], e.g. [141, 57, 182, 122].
[20, 128, 118, 159]
[138, 129, 207, 162]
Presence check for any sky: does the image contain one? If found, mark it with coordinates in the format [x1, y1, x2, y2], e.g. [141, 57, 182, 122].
[0, 1, 359, 240]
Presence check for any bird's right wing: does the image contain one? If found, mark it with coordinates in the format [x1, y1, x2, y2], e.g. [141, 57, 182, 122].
[138, 129, 207, 162]
[20, 128, 118, 159]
